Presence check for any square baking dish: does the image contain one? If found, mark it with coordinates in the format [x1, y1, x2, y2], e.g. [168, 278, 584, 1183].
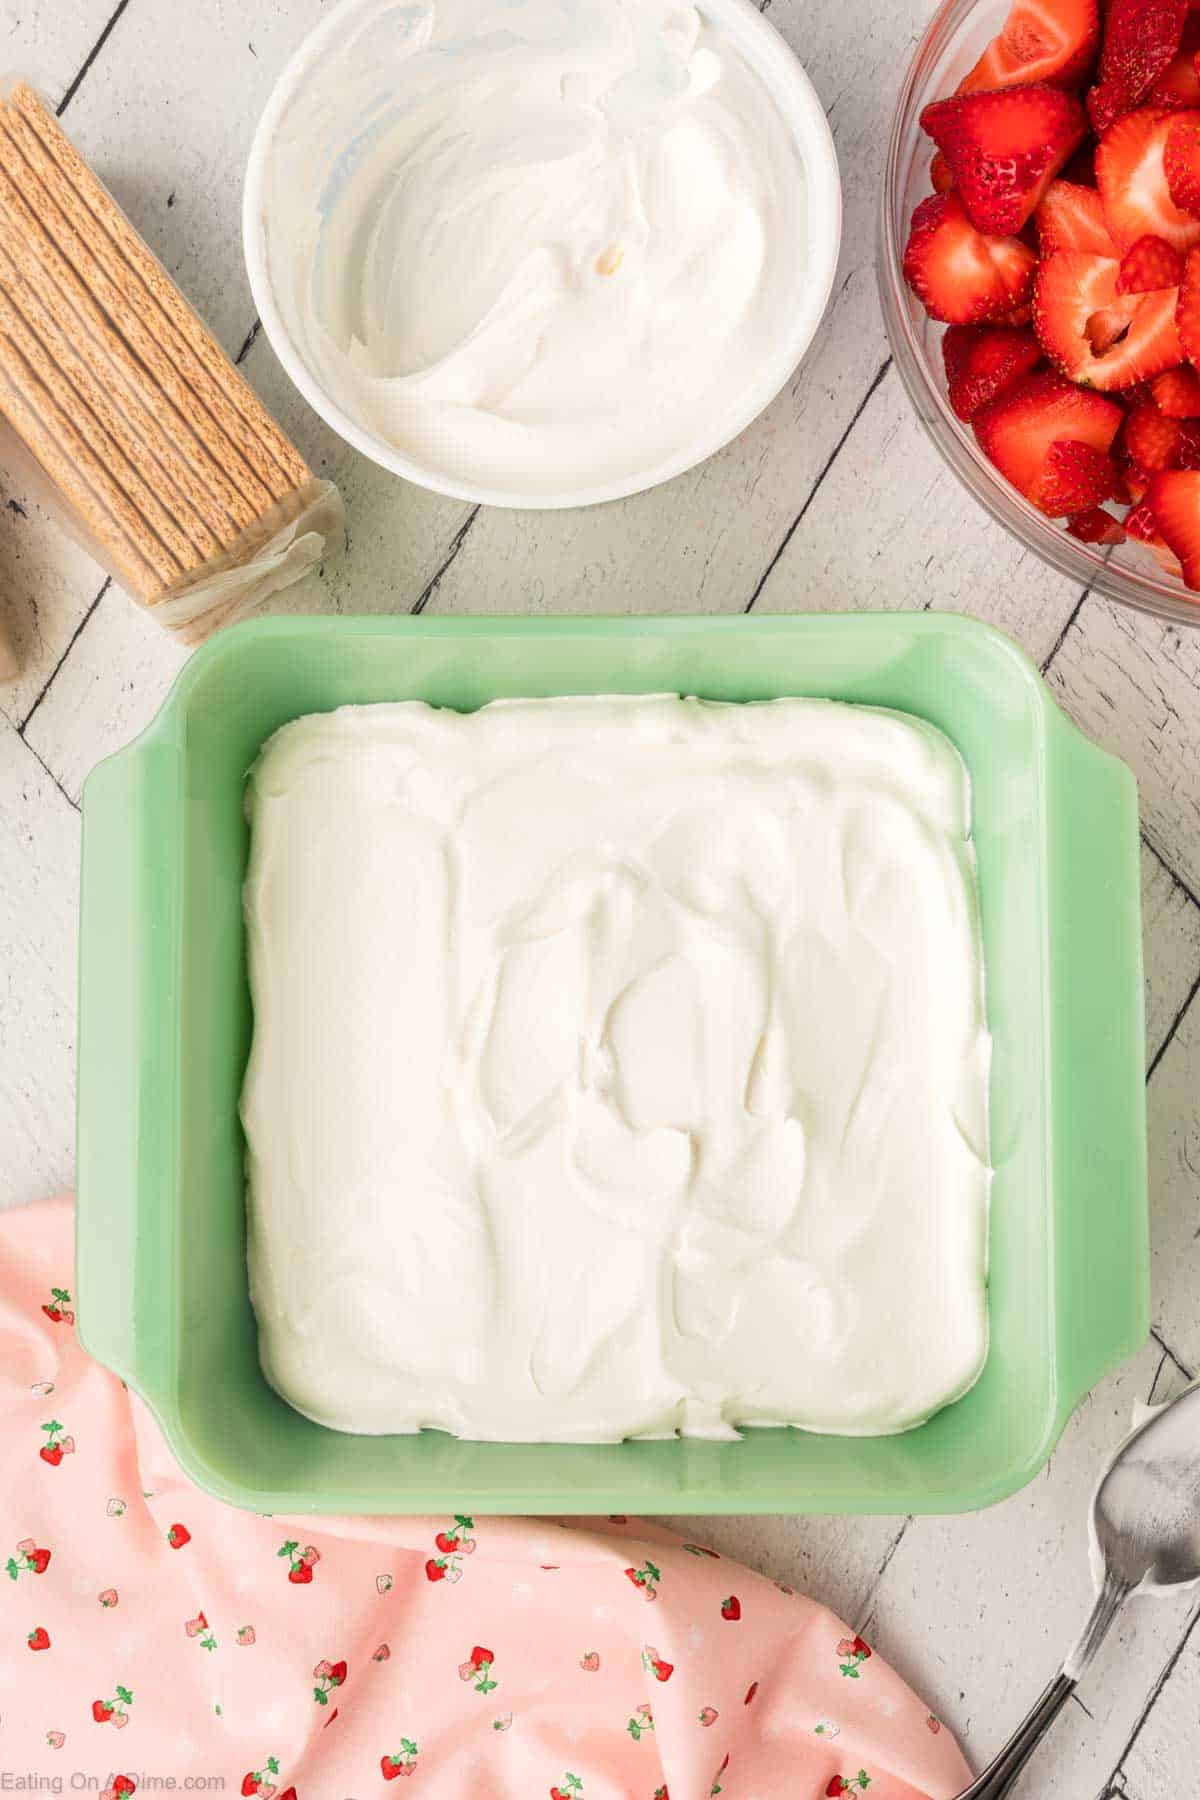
[76, 613, 1148, 1514]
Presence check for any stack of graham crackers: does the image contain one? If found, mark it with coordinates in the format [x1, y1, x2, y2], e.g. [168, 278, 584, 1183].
[0, 80, 341, 652]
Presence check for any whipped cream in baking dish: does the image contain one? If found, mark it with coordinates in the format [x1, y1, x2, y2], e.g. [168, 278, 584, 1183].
[261, 0, 809, 496]
[242, 696, 991, 1442]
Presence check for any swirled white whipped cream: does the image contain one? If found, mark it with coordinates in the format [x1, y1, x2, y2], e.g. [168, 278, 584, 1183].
[242, 696, 991, 1442]
[259, 0, 810, 496]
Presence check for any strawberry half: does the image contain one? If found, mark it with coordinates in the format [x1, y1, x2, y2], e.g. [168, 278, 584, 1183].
[959, 0, 1100, 93]
[1035, 248, 1184, 385]
[1124, 394, 1185, 464]
[1117, 233, 1186, 289]
[903, 193, 1038, 323]
[1148, 13, 1200, 106]
[1067, 505, 1128, 539]
[1095, 106, 1200, 251]
[973, 368, 1124, 512]
[1152, 362, 1200, 408]
[941, 323, 1043, 419]
[1088, 0, 1189, 134]
[1147, 465, 1200, 578]
[1174, 242, 1200, 361]
[921, 85, 1088, 234]
[1164, 111, 1200, 211]
[1036, 180, 1118, 255]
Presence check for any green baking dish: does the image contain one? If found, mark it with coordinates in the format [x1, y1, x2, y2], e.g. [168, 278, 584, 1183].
[76, 612, 1148, 1515]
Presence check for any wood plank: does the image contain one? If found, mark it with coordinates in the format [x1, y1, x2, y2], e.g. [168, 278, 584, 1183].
[0, 714, 79, 1207]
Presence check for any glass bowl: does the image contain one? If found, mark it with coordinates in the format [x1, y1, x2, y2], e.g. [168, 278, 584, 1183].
[878, 0, 1200, 629]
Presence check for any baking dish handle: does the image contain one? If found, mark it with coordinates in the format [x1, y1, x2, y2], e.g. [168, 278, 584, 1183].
[1043, 705, 1149, 1421]
[75, 739, 180, 1399]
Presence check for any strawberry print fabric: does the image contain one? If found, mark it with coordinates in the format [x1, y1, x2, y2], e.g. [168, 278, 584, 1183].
[0, 1198, 973, 1799]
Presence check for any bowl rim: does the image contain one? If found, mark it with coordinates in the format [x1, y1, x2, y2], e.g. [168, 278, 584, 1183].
[877, 0, 1200, 631]
[242, 0, 843, 512]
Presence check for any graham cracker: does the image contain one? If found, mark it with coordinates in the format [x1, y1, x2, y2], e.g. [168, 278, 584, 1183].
[11, 83, 310, 495]
[0, 99, 299, 507]
[0, 325, 164, 598]
[0, 128, 276, 518]
[0, 166, 256, 536]
[0, 251, 212, 573]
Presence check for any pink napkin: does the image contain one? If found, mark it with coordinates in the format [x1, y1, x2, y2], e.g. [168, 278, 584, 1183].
[0, 1197, 972, 1799]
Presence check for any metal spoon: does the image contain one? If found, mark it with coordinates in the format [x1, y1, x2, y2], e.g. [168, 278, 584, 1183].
[955, 1380, 1200, 1800]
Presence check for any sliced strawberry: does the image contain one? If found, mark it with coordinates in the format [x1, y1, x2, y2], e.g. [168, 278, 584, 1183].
[1067, 505, 1128, 539]
[1174, 241, 1200, 361]
[960, 0, 1100, 93]
[941, 322, 1043, 418]
[921, 86, 1088, 234]
[903, 193, 1038, 324]
[1148, 13, 1200, 104]
[1124, 394, 1185, 463]
[1036, 179, 1118, 254]
[1147, 465, 1200, 579]
[1126, 493, 1166, 534]
[1164, 110, 1200, 211]
[1096, 107, 1200, 251]
[1117, 233, 1186, 288]
[1152, 362, 1200, 407]
[1035, 248, 1184, 384]
[973, 368, 1124, 512]
[1088, 0, 1189, 134]
[930, 151, 954, 193]
[1039, 439, 1125, 510]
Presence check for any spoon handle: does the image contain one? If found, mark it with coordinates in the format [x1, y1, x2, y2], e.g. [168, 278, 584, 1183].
[954, 1574, 1131, 1799]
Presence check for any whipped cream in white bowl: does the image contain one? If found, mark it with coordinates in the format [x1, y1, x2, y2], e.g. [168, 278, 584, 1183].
[243, 0, 840, 508]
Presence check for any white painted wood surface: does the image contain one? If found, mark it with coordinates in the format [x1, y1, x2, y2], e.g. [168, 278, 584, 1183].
[0, 1, 1197, 1793]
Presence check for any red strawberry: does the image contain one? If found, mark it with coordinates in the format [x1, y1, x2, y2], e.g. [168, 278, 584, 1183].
[1125, 394, 1186, 464]
[434, 1532, 458, 1554]
[470, 1646, 494, 1668]
[1118, 233, 1186, 289]
[1148, 464, 1200, 576]
[1067, 505, 1127, 539]
[166, 1523, 190, 1549]
[1152, 362, 1200, 407]
[959, 0, 1100, 93]
[974, 373, 1123, 508]
[721, 1596, 741, 1621]
[382, 1759, 404, 1782]
[1036, 180, 1118, 255]
[288, 1563, 313, 1585]
[903, 193, 1038, 324]
[425, 1559, 447, 1583]
[921, 85, 1088, 234]
[1149, 13, 1200, 106]
[29, 1547, 51, 1574]
[93, 1700, 114, 1723]
[1088, 0, 1189, 133]
[240, 1780, 258, 1798]
[1175, 241, 1200, 365]
[1038, 438, 1124, 509]
[652, 1658, 674, 1682]
[112, 1783, 135, 1797]
[42, 1304, 62, 1322]
[1126, 494, 1165, 535]
[851, 1637, 872, 1660]
[1165, 109, 1200, 212]
[1035, 249, 1183, 385]
[329, 1660, 347, 1686]
[27, 1626, 49, 1650]
[278, 1790, 297, 1800]
[39, 1445, 63, 1467]
[930, 151, 954, 193]
[827, 1783, 847, 1798]
[1096, 107, 1200, 252]
[942, 323, 1042, 419]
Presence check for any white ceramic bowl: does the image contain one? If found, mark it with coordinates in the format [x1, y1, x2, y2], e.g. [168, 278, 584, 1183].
[243, 0, 842, 511]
